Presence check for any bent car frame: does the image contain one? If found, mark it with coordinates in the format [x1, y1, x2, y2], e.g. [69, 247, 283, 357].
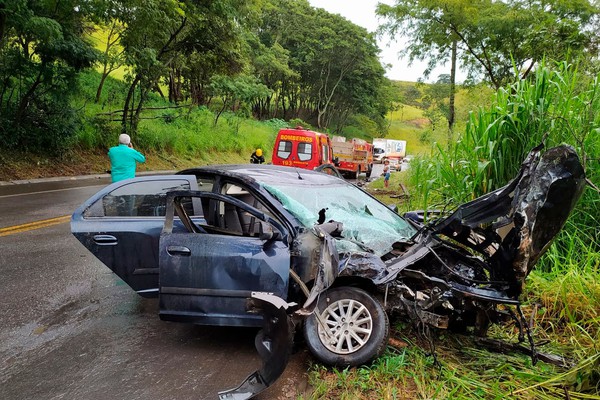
[72, 144, 585, 399]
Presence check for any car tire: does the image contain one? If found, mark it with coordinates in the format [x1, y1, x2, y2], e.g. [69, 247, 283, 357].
[303, 287, 389, 367]
[354, 166, 361, 180]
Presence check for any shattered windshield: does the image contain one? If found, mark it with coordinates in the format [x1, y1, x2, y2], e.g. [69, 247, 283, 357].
[263, 182, 417, 255]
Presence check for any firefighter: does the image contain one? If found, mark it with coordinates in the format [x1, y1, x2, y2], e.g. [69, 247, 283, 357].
[250, 148, 265, 164]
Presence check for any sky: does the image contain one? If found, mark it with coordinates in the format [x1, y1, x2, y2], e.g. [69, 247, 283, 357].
[306, 0, 459, 83]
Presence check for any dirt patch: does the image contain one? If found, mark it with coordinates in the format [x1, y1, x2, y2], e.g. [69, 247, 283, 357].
[405, 118, 430, 129]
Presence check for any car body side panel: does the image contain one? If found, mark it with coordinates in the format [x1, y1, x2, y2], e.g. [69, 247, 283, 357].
[159, 233, 290, 327]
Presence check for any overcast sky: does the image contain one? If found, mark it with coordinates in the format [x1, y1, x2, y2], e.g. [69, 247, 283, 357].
[306, 0, 459, 82]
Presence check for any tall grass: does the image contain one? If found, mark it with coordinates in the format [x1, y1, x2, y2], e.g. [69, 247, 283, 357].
[409, 61, 599, 203]
[408, 62, 600, 258]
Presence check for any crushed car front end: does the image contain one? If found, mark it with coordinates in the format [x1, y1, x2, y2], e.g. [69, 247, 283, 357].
[227, 144, 586, 399]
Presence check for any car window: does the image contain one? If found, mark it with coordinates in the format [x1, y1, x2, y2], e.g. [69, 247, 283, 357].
[322, 145, 330, 163]
[200, 183, 277, 237]
[298, 142, 312, 161]
[199, 189, 274, 238]
[277, 140, 292, 159]
[84, 179, 191, 218]
[263, 181, 416, 255]
[196, 176, 215, 191]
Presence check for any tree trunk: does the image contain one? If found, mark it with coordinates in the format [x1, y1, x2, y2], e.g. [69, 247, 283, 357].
[448, 38, 457, 149]
[214, 96, 229, 126]
[15, 67, 44, 124]
[122, 74, 141, 133]
[132, 84, 149, 132]
[95, 22, 123, 103]
[95, 72, 108, 103]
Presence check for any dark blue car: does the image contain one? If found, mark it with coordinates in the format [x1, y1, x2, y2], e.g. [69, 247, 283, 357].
[71, 145, 586, 399]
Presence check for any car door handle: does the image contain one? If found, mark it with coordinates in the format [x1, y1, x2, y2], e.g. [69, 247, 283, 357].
[93, 234, 117, 245]
[167, 246, 191, 256]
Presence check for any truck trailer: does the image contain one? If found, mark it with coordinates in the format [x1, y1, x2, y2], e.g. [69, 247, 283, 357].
[373, 138, 407, 167]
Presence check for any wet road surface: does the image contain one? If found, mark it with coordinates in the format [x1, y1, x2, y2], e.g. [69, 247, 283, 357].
[0, 177, 311, 400]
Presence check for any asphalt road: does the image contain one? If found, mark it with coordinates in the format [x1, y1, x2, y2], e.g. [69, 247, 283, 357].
[0, 176, 311, 400]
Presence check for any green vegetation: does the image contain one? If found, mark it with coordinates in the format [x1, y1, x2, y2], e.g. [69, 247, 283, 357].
[378, 0, 597, 89]
[75, 70, 285, 163]
[0, 0, 393, 157]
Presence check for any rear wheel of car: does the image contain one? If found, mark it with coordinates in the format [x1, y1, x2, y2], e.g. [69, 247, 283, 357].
[303, 287, 389, 367]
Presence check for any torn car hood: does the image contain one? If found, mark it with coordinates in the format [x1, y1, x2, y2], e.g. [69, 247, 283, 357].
[427, 144, 585, 292]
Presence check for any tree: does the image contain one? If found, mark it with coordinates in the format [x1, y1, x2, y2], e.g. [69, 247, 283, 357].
[377, 0, 598, 146]
[377, 0, 598, 89]
[117, 0, 190, 133]
[94, 19, 125, 103]
[0, 0, 98, 152]
[250, 0, 392, 133]
[208, 74, 271, 126]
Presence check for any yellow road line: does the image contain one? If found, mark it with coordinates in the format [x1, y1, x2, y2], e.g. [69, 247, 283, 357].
[0, 215, 71, 237]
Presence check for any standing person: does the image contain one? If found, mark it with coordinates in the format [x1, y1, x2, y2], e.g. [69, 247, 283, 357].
[382, 159, 391, 188]
[250, 148, 265, 164]
[108, 133, 146, 182]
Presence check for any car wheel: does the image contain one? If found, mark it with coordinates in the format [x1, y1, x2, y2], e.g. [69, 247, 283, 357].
[354, 166, 361, 180]
[303, 287, 389, 367]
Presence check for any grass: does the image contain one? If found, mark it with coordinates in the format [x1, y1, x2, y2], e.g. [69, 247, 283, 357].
[303, 278, 599, 399]
[73, 71, 285, 160]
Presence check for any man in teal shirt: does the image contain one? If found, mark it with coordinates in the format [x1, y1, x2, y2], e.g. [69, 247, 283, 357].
[108, 134, 146, 182]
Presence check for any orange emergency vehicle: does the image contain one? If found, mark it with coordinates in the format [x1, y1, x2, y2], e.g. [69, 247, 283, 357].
[272, 127, 335, 170]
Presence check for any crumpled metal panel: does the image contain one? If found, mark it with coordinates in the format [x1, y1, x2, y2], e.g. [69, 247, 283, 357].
[429, 145, 586, 295]
[301, 224, 340, 310]
[218, 293, 295, 400]
[503, 145, 586, 289]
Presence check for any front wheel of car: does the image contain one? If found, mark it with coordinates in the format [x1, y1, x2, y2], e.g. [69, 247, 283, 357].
[303, 287, 389, 367]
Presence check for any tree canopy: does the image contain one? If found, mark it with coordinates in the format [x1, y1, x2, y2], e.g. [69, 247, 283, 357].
[377, 0, 599, 89]
[0, 0, 394, 152]
[2, 0, 600, 154]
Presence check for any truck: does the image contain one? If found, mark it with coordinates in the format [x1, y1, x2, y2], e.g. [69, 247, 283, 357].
[372, 138, 407, 167]
[331, 136, 373, 179]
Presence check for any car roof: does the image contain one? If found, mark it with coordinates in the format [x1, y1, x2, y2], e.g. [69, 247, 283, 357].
[178, 164, 345, 187]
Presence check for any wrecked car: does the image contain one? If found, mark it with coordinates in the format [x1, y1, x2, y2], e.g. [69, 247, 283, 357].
[71, 144, 585, 399]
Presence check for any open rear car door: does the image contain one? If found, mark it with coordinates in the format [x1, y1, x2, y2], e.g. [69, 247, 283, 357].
[71, 176, 199, 297]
